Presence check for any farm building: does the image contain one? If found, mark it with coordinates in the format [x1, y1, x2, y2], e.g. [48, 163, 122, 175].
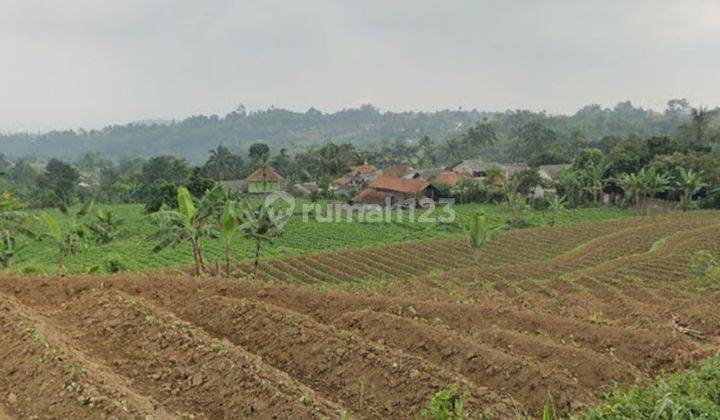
[351, 176, 438, 206]
[245, 166, 284, 193]
[334, 163, 380, 190]
[290, 182, 319, 198]
[220, 179, 248, 193]
[429, 171, 472, 188]
[537, 164, 571, 181]
[381, 164, 415, 178]
[448, 159, 529, 179]
[447, 159, 569, 182]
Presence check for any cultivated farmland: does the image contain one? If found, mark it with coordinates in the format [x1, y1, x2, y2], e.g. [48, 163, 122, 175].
[1, 211, 720, 418]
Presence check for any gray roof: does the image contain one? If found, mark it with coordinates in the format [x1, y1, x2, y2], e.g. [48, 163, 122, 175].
[538, 164, 571, 179]
[220, 179, 248, 192]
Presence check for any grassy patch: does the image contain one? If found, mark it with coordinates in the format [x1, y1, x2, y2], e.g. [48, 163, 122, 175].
[10, 203, 633, 274]
[584, 356, 720, 419]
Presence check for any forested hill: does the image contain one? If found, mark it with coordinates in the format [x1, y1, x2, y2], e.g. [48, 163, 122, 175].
[1, 102, 715, 162]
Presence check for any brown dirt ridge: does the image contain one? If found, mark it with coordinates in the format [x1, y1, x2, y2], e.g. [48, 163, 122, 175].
[1, 211, 720, 418]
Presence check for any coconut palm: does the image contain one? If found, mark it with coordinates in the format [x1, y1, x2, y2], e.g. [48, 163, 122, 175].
[205, 145, 242, 180]
[676, 168, 706, 211]
[690, 106, 716, 146]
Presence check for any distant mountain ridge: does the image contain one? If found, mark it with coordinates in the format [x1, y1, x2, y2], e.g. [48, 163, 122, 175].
[0, 102, 710, 163]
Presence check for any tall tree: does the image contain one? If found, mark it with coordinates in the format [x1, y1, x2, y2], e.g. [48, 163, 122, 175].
[38, 159, 81, 206]
[689, 106, 717, 146]
[248, 142, 270, 161]
[203, 145, 244, 180]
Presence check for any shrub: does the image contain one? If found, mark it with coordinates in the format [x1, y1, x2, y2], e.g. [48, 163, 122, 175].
[421, 384, 467, 420]
[586, 357, 720, 419]
[89, 254, 127, 274]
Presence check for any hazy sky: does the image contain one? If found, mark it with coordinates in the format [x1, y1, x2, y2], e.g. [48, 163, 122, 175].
[1, 0, 719, 132]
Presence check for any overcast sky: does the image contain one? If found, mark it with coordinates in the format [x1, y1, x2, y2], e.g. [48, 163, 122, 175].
[1, 0, 719, 132]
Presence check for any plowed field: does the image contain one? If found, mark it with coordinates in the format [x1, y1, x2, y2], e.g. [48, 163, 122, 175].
[2, 211, 720, 418]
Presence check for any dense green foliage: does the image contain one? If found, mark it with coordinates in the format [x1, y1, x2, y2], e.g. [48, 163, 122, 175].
[1, 100, 719, 214]
[585, 357, 720, 419]
[1, 101, 717, 163]
[9, 203, 631, 275]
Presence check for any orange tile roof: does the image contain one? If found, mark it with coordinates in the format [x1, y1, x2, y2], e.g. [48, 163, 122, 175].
[246, 166, 283, 182]
[351, 188, 389, 205]
[349, 164, 377, 175]
[369, 176, 429, 194]
[334, 175, 351, 185]
[382, 164, 413, 178]
[431, 171, 471, 187]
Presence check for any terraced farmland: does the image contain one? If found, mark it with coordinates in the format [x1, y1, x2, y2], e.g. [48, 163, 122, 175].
[2, 211, 720, 418]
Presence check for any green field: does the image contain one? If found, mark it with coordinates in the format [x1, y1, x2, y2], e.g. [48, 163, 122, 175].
[11, 201, 633, 275]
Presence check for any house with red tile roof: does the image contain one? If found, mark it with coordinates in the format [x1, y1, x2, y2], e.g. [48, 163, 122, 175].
[430, 171, 472, 188]
[381, 164, 414, 178]
[334, 162, 381, 190]
[351, 175, 438, 205]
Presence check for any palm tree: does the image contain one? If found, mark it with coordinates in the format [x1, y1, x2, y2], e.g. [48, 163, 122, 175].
[240, 199, 288, 278]
[676, 168, 706, 211]
[206, 145, 241, 180]
[151, 186, 224, 276]
[690, 106, 716, 146]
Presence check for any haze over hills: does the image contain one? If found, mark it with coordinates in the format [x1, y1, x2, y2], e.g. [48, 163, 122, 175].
[0, 101, 717, 163]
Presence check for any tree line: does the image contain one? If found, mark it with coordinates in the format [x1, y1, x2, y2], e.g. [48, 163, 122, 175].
[0, 100, 717, 163]
[0, 101, 718, 213]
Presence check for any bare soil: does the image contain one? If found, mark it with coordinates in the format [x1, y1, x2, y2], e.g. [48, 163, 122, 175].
[1, 211, 720, 418]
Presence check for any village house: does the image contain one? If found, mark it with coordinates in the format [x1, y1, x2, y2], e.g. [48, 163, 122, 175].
[447, 159, 569, 183]
[290, 181, 319, 198]
[429, 171, 472, 188]
[334, 163, 379, 190]
[246, 166, 284, 193]
[351, 175, 438, 206]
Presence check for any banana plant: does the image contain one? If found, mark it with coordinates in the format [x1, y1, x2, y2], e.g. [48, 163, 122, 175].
[40, 199, 93, 275]
[546, 194, 567, 227]
[86, 208, 122, 244]
[464, 210, 503, 284]
[617, 168, 670, 215]
[151, 186, 224, 276]
[676, 168, 706, 211]
[240, 199, 288, 279]
[218, 198, 248, 277]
